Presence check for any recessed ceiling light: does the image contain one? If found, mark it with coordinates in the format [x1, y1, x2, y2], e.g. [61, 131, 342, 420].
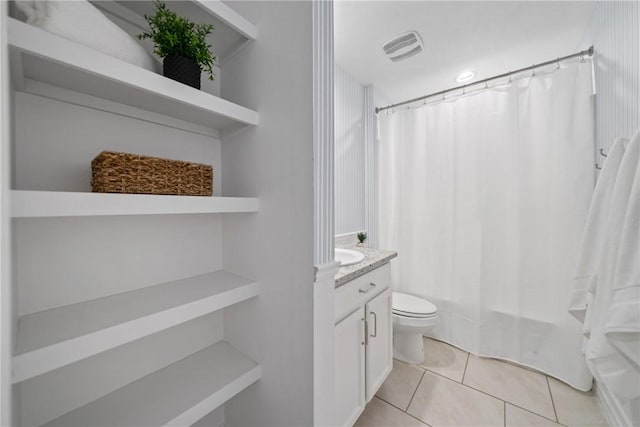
[456, 70, 475, 83]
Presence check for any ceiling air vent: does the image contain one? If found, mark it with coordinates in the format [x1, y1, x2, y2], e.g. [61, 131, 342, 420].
[382, 31, 423, 62]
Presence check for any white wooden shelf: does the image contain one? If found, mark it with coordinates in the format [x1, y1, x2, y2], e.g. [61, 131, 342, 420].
[13, 271, 259, 383]
[8, 18, 258, 131]
[43, 341, 261, 427]
[94, 0, 257, 61]
[11, 191, 259, 218]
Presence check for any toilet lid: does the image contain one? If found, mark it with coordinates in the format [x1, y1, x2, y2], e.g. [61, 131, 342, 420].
[392, 292, 437, 316]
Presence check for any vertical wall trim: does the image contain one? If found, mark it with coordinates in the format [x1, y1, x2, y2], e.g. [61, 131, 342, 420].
[0, 0, 13, 424]
[334, 67, 366, 235]
[312, 0, 338, 426]
[312, 2, 337, 425]
[585, 0, 639, 153]
[363, 86, 376, 247]
[313, 0, 334, 266]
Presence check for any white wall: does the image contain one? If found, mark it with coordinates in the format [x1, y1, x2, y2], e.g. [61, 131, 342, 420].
[582, 0, 639, 153]
[335, 66, 366, 235]
[219, 2, 316, 426]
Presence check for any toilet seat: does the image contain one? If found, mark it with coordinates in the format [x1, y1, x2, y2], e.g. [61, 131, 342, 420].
[392, 292, 440, 364]
[393, 311, 438, 319]
[392, 292, 437, 318]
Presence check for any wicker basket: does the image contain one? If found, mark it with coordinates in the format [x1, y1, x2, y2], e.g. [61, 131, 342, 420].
[91, 151, 213, 196]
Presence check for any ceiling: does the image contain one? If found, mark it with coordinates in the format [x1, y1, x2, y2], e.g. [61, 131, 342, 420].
[335, 1, 596, 105]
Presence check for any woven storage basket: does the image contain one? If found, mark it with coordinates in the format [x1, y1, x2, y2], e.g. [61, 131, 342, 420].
[91, 151, 213, 196]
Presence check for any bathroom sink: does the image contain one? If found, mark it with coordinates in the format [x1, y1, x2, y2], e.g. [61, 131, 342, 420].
[335, 248, 365, 266]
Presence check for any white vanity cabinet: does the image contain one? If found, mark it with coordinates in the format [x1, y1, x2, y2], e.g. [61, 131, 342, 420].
[334, 264, 393, 427]
[365, 288, 393, 401]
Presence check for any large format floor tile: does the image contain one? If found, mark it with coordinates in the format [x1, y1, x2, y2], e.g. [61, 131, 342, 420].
[408, 370, 504, 427]
[355, 397, 428, 427]
[420, 338, 469, 382]
[376, 360, 425, 410]
[463, 355, 556, 420]
[506, 404, 561, 427]
[547, 377, 608, 426]
[356, 344, 610, 427]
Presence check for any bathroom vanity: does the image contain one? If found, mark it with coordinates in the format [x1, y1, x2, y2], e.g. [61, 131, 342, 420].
[334, 248, 397, 427]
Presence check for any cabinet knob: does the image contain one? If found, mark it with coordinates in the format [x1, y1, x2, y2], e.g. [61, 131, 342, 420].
[360, 283, 378, 294]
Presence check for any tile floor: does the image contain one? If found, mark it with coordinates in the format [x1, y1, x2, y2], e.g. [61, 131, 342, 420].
[355, 338, 609, 427]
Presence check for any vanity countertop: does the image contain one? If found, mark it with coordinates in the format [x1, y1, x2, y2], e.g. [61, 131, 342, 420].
[335, 247, 398, 288]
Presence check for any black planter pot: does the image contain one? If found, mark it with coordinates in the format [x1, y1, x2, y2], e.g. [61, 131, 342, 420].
[163, 55, 201, 89]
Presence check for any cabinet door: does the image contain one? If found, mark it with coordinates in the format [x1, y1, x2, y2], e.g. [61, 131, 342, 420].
[334, 307, 366, 427]
[365, 288, 393, 402]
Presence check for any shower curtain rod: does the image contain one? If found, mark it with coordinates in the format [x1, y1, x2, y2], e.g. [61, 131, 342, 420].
[375, 46, 594, 114]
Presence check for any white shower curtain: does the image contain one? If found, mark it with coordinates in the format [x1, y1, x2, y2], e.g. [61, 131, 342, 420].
[378, 61, 595, 390]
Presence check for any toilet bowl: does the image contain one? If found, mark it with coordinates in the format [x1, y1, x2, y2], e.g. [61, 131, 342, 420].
[392, 292, 439, 364]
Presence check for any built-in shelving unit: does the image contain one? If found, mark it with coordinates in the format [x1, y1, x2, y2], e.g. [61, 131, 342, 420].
[6, 1, 263, 425]
[8, 18, 258, 131]
[13, 271, 259, 383]
[43, 341, 261, 427]
[11, 191, 259, 218]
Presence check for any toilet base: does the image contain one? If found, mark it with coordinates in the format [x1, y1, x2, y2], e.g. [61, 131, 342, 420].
[393, 332, 425, 364]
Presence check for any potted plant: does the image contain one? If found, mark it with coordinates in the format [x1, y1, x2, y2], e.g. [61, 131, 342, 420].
[357, 232, 367, 247]
[139, 1, 216, 89]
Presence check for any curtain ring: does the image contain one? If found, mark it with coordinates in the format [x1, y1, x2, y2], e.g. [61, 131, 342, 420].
[531, 66, 536, 77]
[556, 58, 561, 70]
[508, 73, 512, 84]
[580, 55, 585, 63]
[595, 163, 602, 170]
[484, 79, 488, 89]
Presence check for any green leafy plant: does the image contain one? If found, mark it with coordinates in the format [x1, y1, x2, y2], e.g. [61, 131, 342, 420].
[138, 1, 216, 80]
[357, 232, 367, 244]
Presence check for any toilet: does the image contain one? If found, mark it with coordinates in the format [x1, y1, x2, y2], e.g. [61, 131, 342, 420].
[392, 292, 439, 364]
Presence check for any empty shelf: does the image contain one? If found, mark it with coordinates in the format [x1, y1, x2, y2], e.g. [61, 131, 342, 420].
[43, 341, 261, 426]
[11, 191, 259, 218]
[14, 271, 259, 383]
